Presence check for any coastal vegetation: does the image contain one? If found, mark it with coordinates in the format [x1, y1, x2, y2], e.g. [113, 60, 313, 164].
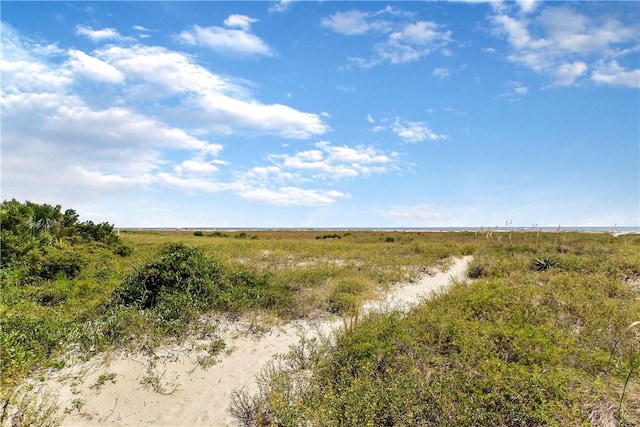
[1, 200, 638, 425]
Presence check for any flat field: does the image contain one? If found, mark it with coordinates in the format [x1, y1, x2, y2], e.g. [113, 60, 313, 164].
[1, 230, 639, 425]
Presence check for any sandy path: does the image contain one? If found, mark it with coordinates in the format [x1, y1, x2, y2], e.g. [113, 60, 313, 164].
[41, 256, 470, 427]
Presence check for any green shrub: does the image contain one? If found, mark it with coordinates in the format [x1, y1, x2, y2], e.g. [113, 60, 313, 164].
[326, 279, 367, 315]
[27, 247, 87, 281]
[114, 244, 133, 257]
[110, 243, 224, 311]
[225, 270, 292, 313]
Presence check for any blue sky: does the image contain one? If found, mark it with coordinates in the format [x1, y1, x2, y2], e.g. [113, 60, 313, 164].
[1, 1, 638, 228]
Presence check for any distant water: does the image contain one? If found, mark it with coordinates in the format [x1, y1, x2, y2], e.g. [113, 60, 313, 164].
[123, 226, 640, 234]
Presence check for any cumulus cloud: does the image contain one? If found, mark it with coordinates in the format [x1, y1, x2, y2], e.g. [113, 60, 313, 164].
[376, 21, 452, 64]
[491, 4, 640, 87]
[322, 7, 451, 66]
[321, 10, 381, 35]
[224, 14, 257, 31]
[269, 0, 295, 14]
[75, 25, 126, 42]
[591, 60, 640, 88]
[174, 160, 220, 176]
[92, 44, 327, 138]
[178, 15, 274, 57]
[391, 118, 448, 143]
[1, 23, 335, 208]
[217, 141, 399, 206]
[516, 0, 539, 14]
[553, 61, 587, 86]
[267, 141, 397, 180]
[67, 49, 125, 83]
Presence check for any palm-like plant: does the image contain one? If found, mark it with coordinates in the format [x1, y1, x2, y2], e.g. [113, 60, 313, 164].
[28, 203, 62, 240]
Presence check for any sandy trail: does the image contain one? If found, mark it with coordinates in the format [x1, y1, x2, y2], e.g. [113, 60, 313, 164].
[40, 256, 470, 427]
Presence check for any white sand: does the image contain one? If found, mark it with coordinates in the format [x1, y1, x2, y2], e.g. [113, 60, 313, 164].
[36, 256, 470, 427]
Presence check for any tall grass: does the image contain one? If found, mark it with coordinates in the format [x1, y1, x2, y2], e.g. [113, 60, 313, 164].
[230, 232, 640, 426]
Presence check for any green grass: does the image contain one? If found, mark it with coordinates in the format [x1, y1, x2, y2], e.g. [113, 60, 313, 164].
[228, 231, 640, 426]
[0, 230, 470, 390]
[2, 230, 639, 425]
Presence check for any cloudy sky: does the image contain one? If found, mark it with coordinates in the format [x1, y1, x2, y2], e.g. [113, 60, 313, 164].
[2, 1, 638, 228]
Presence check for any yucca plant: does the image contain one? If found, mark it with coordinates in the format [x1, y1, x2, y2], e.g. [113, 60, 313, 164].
[534, 257, 558, 271]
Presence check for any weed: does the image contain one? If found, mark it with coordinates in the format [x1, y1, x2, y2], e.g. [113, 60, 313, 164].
[0, 387, 63, 427]
[140, 354, 178, 395]
[68, 398, 85, 413]
[89, 372, 117, 390]
[617, 321, 640, 417]
[195, 338, 226, 369]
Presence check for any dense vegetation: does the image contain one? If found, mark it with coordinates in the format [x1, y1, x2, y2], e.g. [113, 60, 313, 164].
[1, 202, 638, 425]
[230, 232, 640, 426]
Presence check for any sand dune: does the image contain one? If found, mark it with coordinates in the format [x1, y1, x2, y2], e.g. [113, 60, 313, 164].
[40, 256, 470, 427]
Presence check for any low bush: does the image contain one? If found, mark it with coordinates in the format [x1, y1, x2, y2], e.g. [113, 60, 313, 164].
[110, 243, 225, 312]
[114, 244, 133, 257]
[31, 247, 87, 281]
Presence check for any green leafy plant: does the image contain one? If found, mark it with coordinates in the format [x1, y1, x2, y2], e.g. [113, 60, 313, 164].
[114, 244, 133, 257]
[534, 256, 558, 271]
[110, 243, 225, 311]
[90, 372, 117, 390]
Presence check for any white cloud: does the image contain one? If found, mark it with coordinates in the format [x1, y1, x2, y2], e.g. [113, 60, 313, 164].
[514, 85, 528, 95]
[375, 21, 452, 65]
[269, 0, 295, 14]
[491, 5, 640, 87]
[591, 60, 640, 88]
[174, 160, 219, 176]
[367, 114, 375, 123]
[224, 14, 258, 31]
[321, 10, 378, 35]
[94, 44, 327, 138]
[322, 8, 451, 66]
[433, 67, 450, 78]
[268, 141, 397, 180]
[178, 16, 273, 57]
[392, 118, 448, 143]
[1, 25, 371, 209]
[553, 61, 587, 86]
[155, 173, 232, 194]
[95, 44, 242, 96]
[492, 14, 544, 50]
[67, 49, 125, 83]
[238, 187, 350, 206]
[497, 81, 529, 99]
[75, 25, 126, 42]
[516, 0, 539, 14]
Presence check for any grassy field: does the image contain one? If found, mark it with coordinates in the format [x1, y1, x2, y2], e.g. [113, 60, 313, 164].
[1, 227, 639, 425]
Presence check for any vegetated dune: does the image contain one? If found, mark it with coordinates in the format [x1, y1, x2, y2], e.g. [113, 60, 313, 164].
[38, 257, 471, 427]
